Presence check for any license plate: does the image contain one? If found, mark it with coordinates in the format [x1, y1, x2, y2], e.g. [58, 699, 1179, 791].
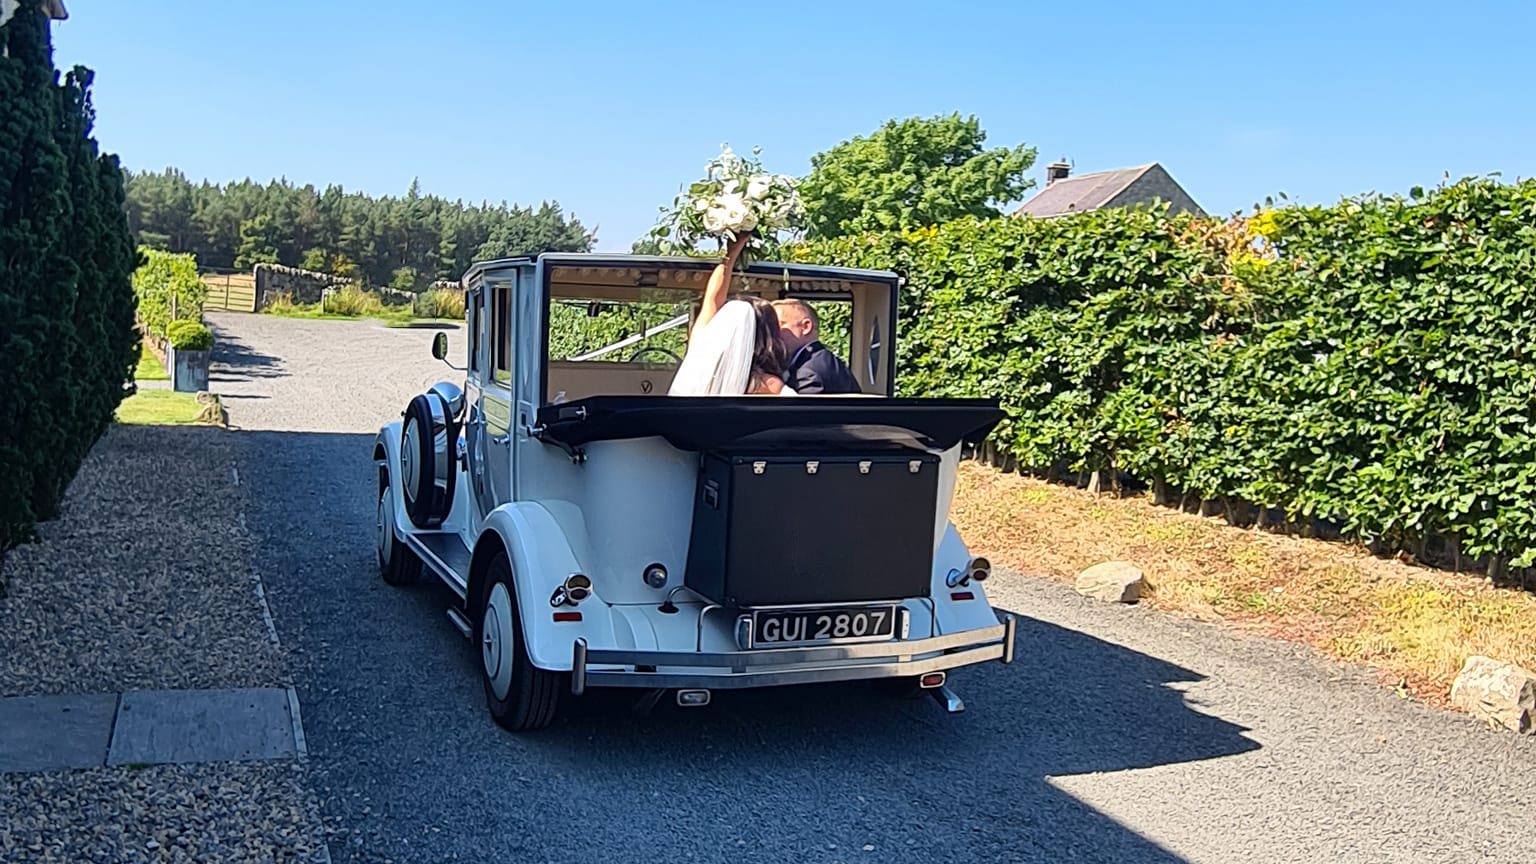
[752, 605, 898, 647]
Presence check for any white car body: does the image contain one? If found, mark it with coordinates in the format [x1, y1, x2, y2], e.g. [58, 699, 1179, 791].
[375, 253, 1014, 730]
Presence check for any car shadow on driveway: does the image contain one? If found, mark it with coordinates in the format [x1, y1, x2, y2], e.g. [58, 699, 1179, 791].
[530, 614, 1258, 862]
[243, 429, 1258, 864]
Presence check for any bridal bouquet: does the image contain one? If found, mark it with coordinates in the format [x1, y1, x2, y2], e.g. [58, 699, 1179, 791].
[649, 145, 805, 262]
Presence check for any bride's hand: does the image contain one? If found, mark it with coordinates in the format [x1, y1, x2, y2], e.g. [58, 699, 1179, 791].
[725, 230, 752, 259]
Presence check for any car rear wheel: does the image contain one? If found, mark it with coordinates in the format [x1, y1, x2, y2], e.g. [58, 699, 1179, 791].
[377, 485, 421, 586]
[476, 552, 560, 731]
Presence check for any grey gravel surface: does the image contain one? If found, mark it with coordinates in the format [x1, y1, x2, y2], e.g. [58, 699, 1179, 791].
[0, 425, 285, 696]
[207, 310, 464, 433]
[0, 762, 327, 863]
[0, 416, 325, 860]
[215, 311, 1536, 864]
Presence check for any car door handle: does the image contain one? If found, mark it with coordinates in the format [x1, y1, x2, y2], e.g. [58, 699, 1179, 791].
[490, 434, 510, 445]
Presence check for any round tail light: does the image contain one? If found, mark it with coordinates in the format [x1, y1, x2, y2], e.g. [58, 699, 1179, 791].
[564, 573, 592, 603]
[969, 557, 991, 582]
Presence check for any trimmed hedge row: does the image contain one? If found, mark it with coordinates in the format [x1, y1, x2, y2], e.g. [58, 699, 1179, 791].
[805, 176, 1536, 567]
[1, 4, 139, 554]
[132, 247, 206, 341]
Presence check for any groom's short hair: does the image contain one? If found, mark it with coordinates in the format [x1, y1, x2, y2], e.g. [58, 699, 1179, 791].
[772, 298, 818, 335]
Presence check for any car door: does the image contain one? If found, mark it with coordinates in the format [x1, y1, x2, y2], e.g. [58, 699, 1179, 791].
[481, 273, 516, 508]
[461, 283, 495, 520]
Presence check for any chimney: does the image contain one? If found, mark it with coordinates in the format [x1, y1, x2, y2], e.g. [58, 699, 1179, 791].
[1045, 159, 1070, 185]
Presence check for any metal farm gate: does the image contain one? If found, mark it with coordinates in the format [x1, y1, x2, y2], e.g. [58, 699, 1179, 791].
[201, 271, 257, 312]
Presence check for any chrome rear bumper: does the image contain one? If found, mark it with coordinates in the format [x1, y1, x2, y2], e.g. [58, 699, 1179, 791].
[570, 615, 1015, 694]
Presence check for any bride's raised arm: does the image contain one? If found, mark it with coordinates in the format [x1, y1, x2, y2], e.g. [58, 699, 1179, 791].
[691, 232, 750, 336]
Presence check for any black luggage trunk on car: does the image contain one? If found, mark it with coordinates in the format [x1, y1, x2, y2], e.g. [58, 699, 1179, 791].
[685, 449, 939, 608]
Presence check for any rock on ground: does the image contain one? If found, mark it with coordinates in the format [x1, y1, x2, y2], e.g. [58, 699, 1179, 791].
[1451, 655, 1536, 735]
[1074, 560, 1145, 603]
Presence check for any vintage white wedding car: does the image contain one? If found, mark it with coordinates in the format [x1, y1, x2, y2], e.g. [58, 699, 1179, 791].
[374, 253, 1015, 730]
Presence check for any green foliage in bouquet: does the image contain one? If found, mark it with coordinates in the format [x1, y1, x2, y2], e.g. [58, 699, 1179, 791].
[648, 145, 806, 265]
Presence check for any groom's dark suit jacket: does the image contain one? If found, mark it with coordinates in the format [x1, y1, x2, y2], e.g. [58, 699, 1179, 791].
[786, 340, 861, 394]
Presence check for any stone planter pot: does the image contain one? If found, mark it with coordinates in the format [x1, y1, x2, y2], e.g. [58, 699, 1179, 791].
[168, 346, 210, 393]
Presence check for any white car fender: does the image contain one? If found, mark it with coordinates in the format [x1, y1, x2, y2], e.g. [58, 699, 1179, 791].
[477, 502, 616, 672]
[374, 421, 409, 513]
[930, 522, 1003, 635]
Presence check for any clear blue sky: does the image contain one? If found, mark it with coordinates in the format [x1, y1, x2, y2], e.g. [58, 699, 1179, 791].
[51, 0, 1536, 252]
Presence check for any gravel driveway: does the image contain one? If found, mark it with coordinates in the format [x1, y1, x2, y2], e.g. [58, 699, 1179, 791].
[208, 310, 1536, 864]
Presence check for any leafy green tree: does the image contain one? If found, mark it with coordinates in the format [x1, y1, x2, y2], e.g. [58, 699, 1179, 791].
[133, 248, 208, 339]
[800, 113, 1037, 238]
[122, 172, 595, 283]
[390, 266, 420, 293]
[475, 201, 592, 260]
[233, 214, 281, 269]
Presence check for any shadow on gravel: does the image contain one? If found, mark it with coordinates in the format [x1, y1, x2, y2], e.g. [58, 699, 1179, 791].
[208, 323, 284, 383]
[243, 429, 1259, 864]
[536, 615, 1257, 862]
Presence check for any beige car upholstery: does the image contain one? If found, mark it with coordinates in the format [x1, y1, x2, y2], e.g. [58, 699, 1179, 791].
[544, 265, 893, 402]
[548, 361, 678, 402]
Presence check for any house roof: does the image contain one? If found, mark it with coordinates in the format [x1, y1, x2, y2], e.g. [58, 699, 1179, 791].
[1013, 163, 1158, 218]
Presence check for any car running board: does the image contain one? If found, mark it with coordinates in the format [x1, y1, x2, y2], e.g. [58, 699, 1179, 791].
[446, 608, 472, 639]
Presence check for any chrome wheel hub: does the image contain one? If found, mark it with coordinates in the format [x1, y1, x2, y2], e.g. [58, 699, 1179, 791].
[482, 583, 515, 701]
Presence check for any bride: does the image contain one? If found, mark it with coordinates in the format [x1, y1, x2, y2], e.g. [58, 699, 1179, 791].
[668, 233, 796, 396]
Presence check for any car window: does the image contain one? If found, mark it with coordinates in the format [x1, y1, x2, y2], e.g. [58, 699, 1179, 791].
[493, 283, 511, 386]
[467, 290, 481, 375]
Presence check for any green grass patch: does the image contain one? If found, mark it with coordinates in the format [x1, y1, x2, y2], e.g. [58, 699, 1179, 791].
[116, 390, 207, 425]
[135, 344, 168, 381]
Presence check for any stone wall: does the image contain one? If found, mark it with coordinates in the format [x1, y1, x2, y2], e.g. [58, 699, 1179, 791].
[253, 264, 353, 309]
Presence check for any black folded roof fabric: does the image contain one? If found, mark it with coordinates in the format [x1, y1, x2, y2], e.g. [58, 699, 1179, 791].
[534, 396, 1004, 453]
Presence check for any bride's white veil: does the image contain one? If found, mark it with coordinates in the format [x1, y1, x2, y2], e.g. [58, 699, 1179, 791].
[669, 299, 756, 396]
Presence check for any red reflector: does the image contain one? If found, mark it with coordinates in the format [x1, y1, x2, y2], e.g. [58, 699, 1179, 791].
[553, 611, 583, 622]
[920, 672, 946, 688]
[950, 591, 974, 601]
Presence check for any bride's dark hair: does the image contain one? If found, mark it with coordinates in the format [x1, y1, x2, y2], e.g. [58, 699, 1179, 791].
[735, 293, 787, 379]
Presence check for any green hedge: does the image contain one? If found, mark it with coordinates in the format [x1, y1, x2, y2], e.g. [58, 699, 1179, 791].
[1, 3, 139, 554]
[166, 319, 213, 351]
[806, 176, 1536, 567]
[132, 247, 206, 340]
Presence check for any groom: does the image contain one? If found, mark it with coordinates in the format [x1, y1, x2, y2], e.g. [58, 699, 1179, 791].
[772, 299, 861, 394]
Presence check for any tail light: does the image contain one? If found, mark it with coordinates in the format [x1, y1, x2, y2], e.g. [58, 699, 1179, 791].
[969, 556, 991, 582]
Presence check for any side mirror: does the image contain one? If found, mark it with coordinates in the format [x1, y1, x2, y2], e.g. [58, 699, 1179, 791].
[431, 332, 448, 362]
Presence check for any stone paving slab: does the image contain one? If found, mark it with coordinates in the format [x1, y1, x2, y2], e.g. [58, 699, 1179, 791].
[107, 688, 298, 766]
[0, 693, 119, 773]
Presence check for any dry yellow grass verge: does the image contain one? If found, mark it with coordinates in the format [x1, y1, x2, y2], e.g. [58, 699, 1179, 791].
[952, 461, 1536, 706]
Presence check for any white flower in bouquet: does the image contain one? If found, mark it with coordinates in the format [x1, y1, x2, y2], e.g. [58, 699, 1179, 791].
[649, 144, 807, 263]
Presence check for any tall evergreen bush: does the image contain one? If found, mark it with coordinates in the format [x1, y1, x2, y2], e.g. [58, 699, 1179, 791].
[0, 1, 139, 554]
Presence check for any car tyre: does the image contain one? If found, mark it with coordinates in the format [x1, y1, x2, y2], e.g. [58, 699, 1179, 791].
[401, 394, 455, 529]
[476, 551, 560, 731]
[377, 484, 421, 586]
